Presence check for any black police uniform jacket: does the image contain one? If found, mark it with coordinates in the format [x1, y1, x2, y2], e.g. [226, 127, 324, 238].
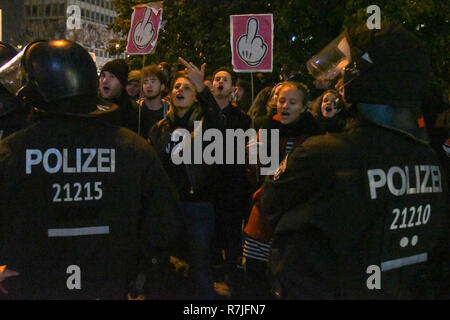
[0, 113, 183, 299]
[261, 115, 448, 299]
[0, 107, 31, 142]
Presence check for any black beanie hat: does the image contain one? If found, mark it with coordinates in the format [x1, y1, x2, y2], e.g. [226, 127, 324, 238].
[101, 59, 129, 88]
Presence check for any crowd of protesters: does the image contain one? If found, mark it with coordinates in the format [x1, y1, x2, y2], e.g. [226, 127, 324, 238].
[107, 57, 358, 298]
[94, 54, 365, 298]
[0, 20, 449, 300]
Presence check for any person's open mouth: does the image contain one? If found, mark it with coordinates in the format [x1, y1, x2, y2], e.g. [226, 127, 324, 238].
[281, 110, 290, 118]
[102, 86, 110, 94]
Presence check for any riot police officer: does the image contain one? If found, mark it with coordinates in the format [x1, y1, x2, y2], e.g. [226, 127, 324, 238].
[0, 42, 30, 141]
[261, 23, 448, 299]
[0, 40, 183, 299]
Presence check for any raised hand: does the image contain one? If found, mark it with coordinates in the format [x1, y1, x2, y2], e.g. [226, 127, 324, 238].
[178, 57, 207, 93]
[133, 7, 155, 50]
[237, 18, 268, 66]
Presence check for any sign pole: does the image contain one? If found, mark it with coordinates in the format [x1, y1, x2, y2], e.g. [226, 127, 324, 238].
[126, 3, 164, 136]
[250, 72, 255, 103]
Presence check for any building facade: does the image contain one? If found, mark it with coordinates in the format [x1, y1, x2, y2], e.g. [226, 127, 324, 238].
[0, 0, 25, 45]
[21, 0, 125, 71]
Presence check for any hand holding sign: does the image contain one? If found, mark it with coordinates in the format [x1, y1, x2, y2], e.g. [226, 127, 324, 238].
[132, 7, 155, 50]
[237, 18, 268, 66]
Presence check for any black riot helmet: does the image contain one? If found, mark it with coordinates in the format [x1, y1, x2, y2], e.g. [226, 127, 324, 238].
[0, 40, 99, 115]
[306, 22, 432, 143]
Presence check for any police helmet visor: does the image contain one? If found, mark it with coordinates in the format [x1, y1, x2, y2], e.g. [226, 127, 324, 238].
[0, 46, 26, 98]
[0, 42, 18, 67]
[306, 32, 351, 82]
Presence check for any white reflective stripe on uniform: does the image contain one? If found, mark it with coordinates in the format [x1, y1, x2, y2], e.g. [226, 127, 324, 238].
[381, 253, 427, 271]
[48, 226, 110, 237]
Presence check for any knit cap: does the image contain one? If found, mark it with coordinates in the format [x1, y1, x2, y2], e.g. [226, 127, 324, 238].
[101, 59, 129, 88]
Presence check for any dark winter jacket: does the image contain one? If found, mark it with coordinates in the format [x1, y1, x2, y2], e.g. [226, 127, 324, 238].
[247, 111, 320, 189]
[213, 103, 252, 217]
[148, 87, 222, 202]
[99, 92, 139, 133]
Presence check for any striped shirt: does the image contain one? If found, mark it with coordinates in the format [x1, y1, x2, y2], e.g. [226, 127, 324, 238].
[285, 137, 296, 154]
[243, 233, 273, 262]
